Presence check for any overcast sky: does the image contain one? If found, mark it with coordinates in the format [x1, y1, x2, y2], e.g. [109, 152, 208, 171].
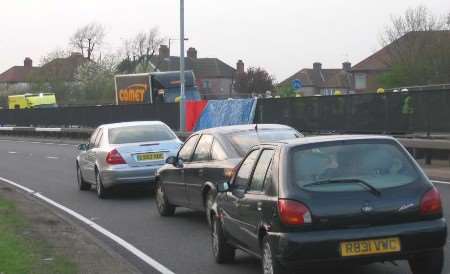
[1, 0, 448, 81]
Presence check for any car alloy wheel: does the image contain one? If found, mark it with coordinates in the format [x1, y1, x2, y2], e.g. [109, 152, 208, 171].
[212, 219, 220, 257]
[77, 166, 90, 191]
[155, 182, 175, 216]
[263, 241, 274, 274]
[205, 191, 215, 227]
[211, 217, 235, 264]
[262, 237, 285, 274]
[96, 172, 108, 199]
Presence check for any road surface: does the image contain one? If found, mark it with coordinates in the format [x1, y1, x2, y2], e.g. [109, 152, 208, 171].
[0, 139, 448, 274]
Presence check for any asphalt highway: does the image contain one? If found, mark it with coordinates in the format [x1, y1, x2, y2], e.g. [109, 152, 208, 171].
[0, 139, 448, 274]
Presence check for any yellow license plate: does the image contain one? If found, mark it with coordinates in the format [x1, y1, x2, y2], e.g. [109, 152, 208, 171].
[340, 237, 401, 257]
[136, 152, 164, 161]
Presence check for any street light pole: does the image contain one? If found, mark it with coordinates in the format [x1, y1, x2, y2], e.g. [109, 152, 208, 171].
[179, 0, 186, 132]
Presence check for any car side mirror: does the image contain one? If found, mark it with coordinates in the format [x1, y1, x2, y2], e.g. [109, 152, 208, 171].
[217, 182, 230, 193]
[78, 144, 88, 151]
[166, 156, 177, 165]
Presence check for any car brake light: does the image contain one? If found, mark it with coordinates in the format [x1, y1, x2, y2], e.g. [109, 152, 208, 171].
[106, 149, 126, 165]
[278, 199, 312, 225]
[420, 187, 442, 216]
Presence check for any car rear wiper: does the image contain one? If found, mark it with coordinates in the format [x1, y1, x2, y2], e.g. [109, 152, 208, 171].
[303, 178, 381, 196]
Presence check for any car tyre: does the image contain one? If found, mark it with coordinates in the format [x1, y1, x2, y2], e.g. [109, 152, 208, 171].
[205, 191, 216, 227]
[211, 216, 235, 264]
[409, 248, 444, 274]
[156, 181, 176, 216]
[77, 165, 90, 191]
[262, 236, 286, 274]
[96, 171, 109, 199]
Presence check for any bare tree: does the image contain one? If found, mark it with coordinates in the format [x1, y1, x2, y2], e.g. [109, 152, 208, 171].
[39, 48, 70, 66]
[70, 23, 106, 60]
[379, 6, 450, 87]
[117, 27, 165, 73]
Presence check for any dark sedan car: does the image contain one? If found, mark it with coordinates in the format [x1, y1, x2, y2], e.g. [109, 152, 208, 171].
[211, 135, 447, 274]
[155, 124, 302, 225]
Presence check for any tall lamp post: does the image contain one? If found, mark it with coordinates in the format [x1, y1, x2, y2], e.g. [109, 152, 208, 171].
[179, 0, 186, 132]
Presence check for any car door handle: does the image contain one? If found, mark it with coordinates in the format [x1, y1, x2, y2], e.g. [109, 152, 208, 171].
[257, 202, 262, 211]
[198, 169, 204, 176]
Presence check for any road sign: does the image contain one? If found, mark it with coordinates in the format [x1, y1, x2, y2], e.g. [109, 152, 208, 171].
[292, 79, 302, 92]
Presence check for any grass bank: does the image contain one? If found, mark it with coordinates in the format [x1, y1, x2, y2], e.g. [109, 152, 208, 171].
[0, 196, 77, 274]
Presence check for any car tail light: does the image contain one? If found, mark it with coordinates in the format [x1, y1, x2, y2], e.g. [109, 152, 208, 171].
[420, 187, 442, 216]
[106, 149, 126, 165]
[278, 199, 312, 225]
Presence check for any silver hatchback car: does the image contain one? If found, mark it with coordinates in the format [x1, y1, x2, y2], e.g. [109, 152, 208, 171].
[76, 121, 182, 198]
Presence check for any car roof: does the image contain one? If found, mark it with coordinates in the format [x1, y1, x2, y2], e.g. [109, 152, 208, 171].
[258, 135, 397, 148]
[195, 124, 297, 135]
[99, 121, 168, 130]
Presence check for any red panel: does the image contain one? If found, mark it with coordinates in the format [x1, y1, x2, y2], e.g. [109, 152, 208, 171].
[185, 100, 208, 132]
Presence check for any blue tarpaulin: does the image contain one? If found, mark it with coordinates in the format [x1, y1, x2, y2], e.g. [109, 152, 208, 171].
[194, 99, 257, 131]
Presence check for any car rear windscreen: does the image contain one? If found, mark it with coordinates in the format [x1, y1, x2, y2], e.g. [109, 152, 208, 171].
[109, 125, 177, 144]
[229, 129, 301, 156]
[291, 141, 420, 192]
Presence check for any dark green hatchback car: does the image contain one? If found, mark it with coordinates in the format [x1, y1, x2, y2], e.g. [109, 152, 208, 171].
[211, 135, 447, 274]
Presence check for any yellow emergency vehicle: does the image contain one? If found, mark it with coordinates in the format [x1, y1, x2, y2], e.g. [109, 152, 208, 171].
[8, 93, 57, 109]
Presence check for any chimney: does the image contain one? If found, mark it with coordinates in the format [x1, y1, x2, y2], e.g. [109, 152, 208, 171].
[342, 62, 351, 72]
[313, 62, 322, 72]
[237, 60, 245, 74]
[24, 57, 32, 68]
[187, 47, 197, 59]
[159, 45, 170, 59]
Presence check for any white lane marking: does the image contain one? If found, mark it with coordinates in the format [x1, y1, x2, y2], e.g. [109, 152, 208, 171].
[0, 139, 77, 147]
[46, 156, 59, 160]
[433, 181, 450, 185]
[0, 176, 175, 274]
[8, 151, 17, 154]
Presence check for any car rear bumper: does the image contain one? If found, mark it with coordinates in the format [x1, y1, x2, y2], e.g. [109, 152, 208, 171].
[101, 165, 162, 188]
[268, 218, 447, 268]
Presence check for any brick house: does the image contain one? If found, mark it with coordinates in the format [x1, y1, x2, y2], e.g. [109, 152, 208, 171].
[280, 62, 353, 96]
[0, 53, 87, 95]
[350, 31, 450, 93]
[150, 45, 239, 99]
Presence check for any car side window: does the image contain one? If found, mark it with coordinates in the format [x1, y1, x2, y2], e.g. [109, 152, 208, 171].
[94, 129, 103, 148]
[234, 150, 259, 192]
[249, 149, 274, 192]
[178, 135, 200, 162]
[211, 139, 227, 161]
[88, 128, 99, 149]
[192, 135, 214, 162]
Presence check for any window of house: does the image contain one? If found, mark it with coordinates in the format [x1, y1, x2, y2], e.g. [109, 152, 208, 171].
[203, 80, 211, 89]
[355, 73, 367, 89]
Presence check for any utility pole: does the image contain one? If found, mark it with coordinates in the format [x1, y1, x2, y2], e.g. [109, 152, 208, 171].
[179, 0, 186, 132]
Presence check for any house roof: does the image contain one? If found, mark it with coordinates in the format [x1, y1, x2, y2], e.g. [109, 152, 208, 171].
[280, 68, 352, 89]
[38, 53, 88, 81]
[0, 66, 40, 83]
[351, 31, 450, 72]
[0, 53, 87, 83]
[151, 56, 235, 79]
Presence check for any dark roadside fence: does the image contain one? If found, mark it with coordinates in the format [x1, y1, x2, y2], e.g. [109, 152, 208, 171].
[255, 89, 450, 135]
[0, 89, 449, 135]
[0, 103, 180, 130]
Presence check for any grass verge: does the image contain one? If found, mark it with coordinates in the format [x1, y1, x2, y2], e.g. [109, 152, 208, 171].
[0, 196, 77, 274]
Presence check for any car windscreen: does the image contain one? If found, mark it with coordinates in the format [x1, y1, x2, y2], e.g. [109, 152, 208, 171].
[108, 125, 177, 144]
[291, 141, 420, 192]
[228, 129, 301, 156]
